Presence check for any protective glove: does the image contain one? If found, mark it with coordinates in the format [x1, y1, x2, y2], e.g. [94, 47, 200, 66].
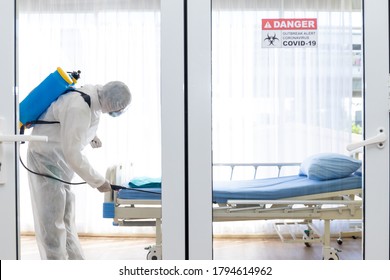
[97, 181, 112, 193]
[90, 136, 102, 148]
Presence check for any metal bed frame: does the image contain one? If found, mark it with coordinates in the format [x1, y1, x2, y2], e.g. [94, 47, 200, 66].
[104, 162, 362, 260]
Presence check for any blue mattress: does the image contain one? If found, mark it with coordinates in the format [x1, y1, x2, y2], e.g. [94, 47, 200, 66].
[117, 174, 362, 203]
[212, 174, 361, 203]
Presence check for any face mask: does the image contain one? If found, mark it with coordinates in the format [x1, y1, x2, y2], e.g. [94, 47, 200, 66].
[108, 108, 126, 117]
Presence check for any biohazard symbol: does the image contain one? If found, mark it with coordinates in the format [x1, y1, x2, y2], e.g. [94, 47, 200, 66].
[264, 33, 279, 46]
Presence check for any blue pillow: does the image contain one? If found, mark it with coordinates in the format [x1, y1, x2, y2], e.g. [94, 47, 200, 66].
[299, 153, 361, 181]
[129, 177, 161, 188]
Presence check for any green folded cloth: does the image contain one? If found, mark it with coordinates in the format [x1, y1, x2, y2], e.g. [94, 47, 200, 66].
[128, 177, 161, 188]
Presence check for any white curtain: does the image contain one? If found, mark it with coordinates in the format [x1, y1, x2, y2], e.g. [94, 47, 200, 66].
[212, 0, 359, 175]
[18, 0, 161, 235]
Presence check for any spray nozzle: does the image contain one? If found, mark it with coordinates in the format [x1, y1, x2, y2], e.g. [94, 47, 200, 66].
[68, 70, 81, 83]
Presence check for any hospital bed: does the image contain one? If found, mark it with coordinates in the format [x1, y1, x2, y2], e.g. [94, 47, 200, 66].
[103, 154, 362, 260]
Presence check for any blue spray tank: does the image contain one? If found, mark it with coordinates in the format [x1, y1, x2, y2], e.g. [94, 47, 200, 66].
[19, 67, 81, 132]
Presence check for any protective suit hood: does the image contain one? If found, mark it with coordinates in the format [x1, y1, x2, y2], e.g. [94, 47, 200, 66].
[98, 81, 131, 114]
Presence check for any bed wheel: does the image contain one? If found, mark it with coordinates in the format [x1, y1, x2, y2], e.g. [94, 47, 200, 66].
[145, 245, 162, 260]
[147, 252, 159, 260]
[323, 254, 339, 260]
[322, 247, 340, 260]
[337, 238, 343, 245]
[303, 229, 314, 247]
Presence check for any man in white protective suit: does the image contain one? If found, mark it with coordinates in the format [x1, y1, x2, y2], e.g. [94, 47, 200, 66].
[27, 81, 131, 260]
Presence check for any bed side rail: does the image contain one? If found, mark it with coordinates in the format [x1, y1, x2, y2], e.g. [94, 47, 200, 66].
[213, 162, 301, 180]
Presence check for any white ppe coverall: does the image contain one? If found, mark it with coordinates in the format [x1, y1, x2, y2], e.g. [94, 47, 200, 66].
[27, 81, 131, 260]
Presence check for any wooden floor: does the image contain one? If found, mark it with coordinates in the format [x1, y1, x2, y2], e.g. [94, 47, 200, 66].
[21, 235, 362, 260]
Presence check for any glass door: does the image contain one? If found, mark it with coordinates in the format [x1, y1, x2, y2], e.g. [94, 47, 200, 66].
[207, 0, 389, 260]
[2, 0, 191, 261]
[2, 0, 388, 261]
[17, 0, 165, 260]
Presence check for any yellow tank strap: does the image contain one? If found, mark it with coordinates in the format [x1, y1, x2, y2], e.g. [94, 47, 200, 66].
[57, 67, 73, 85]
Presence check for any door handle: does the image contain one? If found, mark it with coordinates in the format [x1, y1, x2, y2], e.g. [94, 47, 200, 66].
[0, 134, 48, 143]
[346, 127, 387, 151]
[0, 117, 48, 143]
[0, 117, 48, 184]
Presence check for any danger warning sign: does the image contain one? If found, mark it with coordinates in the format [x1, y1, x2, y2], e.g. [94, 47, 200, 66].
[261, 18, 318, 48]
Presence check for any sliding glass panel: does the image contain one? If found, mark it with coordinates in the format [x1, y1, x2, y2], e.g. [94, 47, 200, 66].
[18, 0, 162, 260]
[212, 0, 363, 260]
